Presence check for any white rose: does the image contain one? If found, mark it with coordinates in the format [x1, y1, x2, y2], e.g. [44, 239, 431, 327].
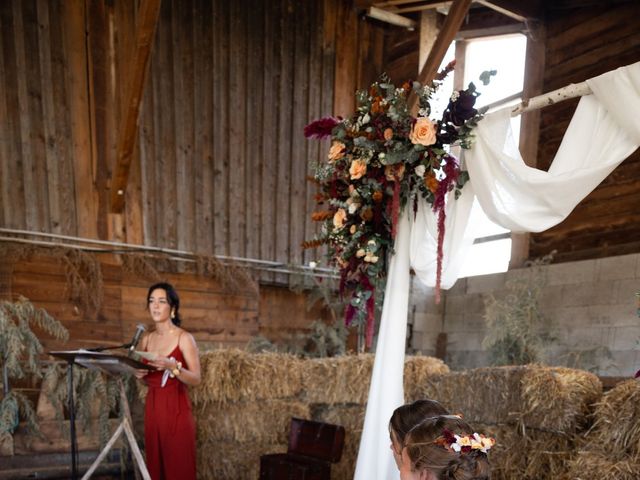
[415, 165, 426, 178]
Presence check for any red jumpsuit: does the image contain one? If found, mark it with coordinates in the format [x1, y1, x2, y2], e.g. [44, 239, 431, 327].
[144, 345, 196, 480]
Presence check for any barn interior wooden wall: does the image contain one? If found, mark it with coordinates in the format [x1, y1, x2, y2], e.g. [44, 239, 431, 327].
[0, 0, 385, 272]
[530, 2, 640, 263]
[1, 0, 640, 348]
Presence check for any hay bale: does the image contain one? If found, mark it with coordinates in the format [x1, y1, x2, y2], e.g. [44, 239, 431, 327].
[588, 379, 640, 455]
[193, 349, 303, 405]
[474, 423, 575, 480]
[197, 440, 286, 480]
[420, 366, 527, 424]
[403, 355, 450, 402]
[420, 365, 600, 431]
[301, 355, 374, 404]
[308, 404, 365, 480]
[520, 366, 601, 432]
[196, 399, 310, 444]
[564, 451, 640, 480]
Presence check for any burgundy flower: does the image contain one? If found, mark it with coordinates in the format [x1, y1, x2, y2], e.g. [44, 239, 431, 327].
[443, 91, 477, 126]
[304, 117, 340, 139]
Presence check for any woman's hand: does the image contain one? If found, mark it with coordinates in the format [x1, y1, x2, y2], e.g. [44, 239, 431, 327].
[149, 357, 177, 371]
[133, 369, 149, 379]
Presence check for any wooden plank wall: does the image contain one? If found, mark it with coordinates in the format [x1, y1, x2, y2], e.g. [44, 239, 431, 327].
[135, 0, 383, 278]
[0, 0, 385, 281]
[530, 3, 640, 263]
[5, 253, 260, 352]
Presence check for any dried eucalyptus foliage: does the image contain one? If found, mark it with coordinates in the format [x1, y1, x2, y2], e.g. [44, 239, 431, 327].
[0, 241, 103, 319]
[58, 248, 103, 318]
[0, 390, 41, 443]
[195, 255, 258, 296]
[482, 253, 556, 366]
[0, 296, 68, 440]
[42, 363, 142, 447]
[0, 296, 69, 380]
[121, 253, 162, 282]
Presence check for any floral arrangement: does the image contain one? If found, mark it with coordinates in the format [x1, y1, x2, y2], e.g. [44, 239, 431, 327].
[304, 62, 493, 347]
[435, 429, 496, 454]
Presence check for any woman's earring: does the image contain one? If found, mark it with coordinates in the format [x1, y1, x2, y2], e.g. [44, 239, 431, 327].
[171, 310, 175, 319]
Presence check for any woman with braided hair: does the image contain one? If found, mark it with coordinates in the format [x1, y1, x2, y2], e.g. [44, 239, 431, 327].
[398, 415, 494, 480]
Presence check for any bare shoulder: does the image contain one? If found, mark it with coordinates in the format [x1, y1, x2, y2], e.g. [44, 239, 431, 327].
[179, 329, 198, 350]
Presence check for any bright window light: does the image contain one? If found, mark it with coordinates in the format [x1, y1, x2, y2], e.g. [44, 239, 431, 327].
[460, 34, 527, 277]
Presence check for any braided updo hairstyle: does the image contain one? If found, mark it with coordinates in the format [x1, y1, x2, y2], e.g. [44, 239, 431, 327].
[404, 415, 491, 480]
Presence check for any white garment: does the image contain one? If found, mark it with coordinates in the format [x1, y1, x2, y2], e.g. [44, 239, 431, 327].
[354, 61, 640, 480]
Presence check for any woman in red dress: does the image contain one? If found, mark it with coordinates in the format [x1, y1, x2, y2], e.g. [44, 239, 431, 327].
[135, 282, 201, 480]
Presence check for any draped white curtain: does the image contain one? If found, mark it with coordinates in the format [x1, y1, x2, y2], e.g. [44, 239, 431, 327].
[354, 61, 640, 480]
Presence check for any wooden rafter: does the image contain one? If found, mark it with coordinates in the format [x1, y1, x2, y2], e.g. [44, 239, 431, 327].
[475, 0, 542, 22]
[415, 0, 472, 88]
[109, 0, 161, 213]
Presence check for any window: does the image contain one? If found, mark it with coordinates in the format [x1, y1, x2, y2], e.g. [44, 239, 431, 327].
[454, 34, 527, 277]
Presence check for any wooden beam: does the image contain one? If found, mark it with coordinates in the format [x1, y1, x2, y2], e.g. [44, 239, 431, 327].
[510, 22, 545, 269]
[419, 10, 439, 72]
[415, 0, 472, 87]
[109, 0, 161, 213]
[475, 0, 542, 22]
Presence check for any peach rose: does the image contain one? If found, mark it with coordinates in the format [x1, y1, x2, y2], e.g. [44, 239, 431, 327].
[385, 163, 405, 181]
[383, 128, 394, 141]
[410, 117, 437, 146]
[333, 208, 347, 229]
[349, 159, 367, 180]
[328, 141, 346, 162]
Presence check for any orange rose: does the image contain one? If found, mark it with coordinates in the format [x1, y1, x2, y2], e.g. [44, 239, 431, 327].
[410, 118, 437, 146]
[385, 163, 405, 181]
[349, 159, 367, 180]
[372, 191, 383, 203]
[360, 207, 373, 222]
[333, 208, 347, 229]
[328, 141, 346, 162]
[383, 128, 393, 141]
[425, 173, 439, 193]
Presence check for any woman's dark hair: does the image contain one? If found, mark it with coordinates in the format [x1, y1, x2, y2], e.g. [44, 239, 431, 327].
[146, 282, 182, 326]
[390, 399, 449, 446]
[405, 415, 491, 480]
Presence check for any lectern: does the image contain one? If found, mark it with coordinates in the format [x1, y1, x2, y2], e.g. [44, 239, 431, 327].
[49, 350, 154, 480]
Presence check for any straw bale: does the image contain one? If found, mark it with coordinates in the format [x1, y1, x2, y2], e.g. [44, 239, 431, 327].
[308, 404, 365, 480]
[310, 403, 366, 434]
[474, 422, 575, 480]
[192, 349, 303, 405]
[403, 355, 450, 402]
[563, 451, 640, 480]
[196, 399, 310, 444]
[301, 354, 374, 404]
[588, 379, 640, 456]
[420, 366, 527, 424]
[197, 440, 286, 480]
[520, 366, 601, 432]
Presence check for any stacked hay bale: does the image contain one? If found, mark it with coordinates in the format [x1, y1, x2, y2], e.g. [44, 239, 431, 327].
[191, 350, 449, 480]
[419, 365, 602, 480]
[563, 379, 640, 480]
[302, 354, 449, 480]
[192, 349, 306, 480]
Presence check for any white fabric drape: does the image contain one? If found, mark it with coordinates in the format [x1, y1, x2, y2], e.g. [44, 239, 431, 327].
[354, 61, 640, 480]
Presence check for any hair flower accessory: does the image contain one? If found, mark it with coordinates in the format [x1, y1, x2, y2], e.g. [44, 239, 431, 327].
[436, 429, 495, 454]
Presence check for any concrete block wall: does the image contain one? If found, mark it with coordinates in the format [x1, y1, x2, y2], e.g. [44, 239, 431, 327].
[408, 253, 640, 376]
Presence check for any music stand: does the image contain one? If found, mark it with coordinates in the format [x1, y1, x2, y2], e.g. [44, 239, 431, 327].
[49, 350, 154, 480]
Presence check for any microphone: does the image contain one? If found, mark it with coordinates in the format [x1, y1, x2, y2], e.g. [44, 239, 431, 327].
[128, 324, 146, 356]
